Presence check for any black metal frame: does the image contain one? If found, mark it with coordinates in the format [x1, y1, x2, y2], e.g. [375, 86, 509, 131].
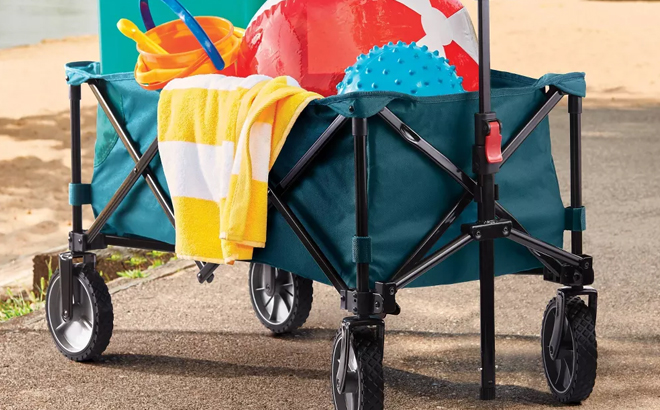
[268, 96, 593, 398]
[264, 1, 595, 399]
[62, 0, 595, 399]
[60, 79, 211, 320]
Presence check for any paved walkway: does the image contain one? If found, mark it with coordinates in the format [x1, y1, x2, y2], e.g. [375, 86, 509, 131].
[1, 104, 659, 409]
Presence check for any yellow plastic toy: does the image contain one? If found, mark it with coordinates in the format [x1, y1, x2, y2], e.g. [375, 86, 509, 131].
[117, 19, 169, 54]
[118, 0, 244, 90]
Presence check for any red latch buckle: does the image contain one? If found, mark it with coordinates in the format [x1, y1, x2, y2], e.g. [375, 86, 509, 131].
[485, 121, 503, 164]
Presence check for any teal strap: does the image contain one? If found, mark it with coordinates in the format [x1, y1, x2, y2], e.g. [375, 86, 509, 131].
[69, 183, 92, 206]
[564, 207, 586, 231]
[352, 236, 372, 264]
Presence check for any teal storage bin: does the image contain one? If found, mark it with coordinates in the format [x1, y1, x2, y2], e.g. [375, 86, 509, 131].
[98, 0, 265, 74]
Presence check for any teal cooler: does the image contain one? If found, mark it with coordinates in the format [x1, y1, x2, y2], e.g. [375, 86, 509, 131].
[98, 0, 265, 74]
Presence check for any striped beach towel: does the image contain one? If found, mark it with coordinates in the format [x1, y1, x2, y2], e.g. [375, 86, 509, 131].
[158, 74, 321, 264]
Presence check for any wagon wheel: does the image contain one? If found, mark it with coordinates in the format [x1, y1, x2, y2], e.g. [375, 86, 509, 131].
[248, 263, 313, 334]
[541, 296, 597, 403]
[331, 328, 384, 410]
[45, 266, 114, 362]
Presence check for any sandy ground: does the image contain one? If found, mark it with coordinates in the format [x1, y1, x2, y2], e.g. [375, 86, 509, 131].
[0, 36, 99, 290]
[463, 0, 660, 102]
[0, 0, 659, 289]
[1, 96, 659, 409]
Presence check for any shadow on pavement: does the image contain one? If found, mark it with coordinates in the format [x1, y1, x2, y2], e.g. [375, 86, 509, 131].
[99, 353, 329, 380]
[89, 327, 562, 406]
[385, 367, 560, 407]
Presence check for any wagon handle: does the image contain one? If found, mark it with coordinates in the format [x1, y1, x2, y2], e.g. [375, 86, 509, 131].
[139, 0, 225, 71]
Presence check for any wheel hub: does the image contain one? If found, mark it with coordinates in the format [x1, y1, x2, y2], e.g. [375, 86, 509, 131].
[47, 275, 95, 353]
[543, 305, 576, 394]
[250, 264, 296, 325]
[332, 333, 360, 410]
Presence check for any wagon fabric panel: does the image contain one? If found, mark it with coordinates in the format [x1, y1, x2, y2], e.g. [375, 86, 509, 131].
[67, 61, 584, 287]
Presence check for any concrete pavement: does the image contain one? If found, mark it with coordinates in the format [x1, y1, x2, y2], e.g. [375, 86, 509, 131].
[1, 103, 659, 409]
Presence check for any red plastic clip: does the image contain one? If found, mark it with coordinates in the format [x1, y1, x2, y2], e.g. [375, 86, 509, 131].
[485, 121, 503, 164]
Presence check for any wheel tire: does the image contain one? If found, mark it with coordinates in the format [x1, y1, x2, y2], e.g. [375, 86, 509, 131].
[45, 266, 114, 362]
[331, 328, 384, 410]
[541, 296, 597, 404]
[248, 263, 313, 334]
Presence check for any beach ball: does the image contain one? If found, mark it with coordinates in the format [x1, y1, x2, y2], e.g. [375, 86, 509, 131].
[237, 0, 479, 96]
[337, 42, 466, 96]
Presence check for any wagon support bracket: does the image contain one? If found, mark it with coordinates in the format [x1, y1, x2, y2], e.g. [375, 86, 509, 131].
[58, 251, 96, 321]
[69, 231, 107, 253]
[461, 220, 511, 241]
[340, 282, 399, 317]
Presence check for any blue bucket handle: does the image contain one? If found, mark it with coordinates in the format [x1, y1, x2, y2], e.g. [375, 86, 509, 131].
[139, 0, 225, 71]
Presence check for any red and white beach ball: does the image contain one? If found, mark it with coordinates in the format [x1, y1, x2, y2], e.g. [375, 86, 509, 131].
[237, 0, 479, 96]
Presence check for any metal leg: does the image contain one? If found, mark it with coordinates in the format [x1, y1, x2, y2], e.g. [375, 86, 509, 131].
[70, 85, 83, 234]
[569, 95, 583, 255]
[62, 85, 82, 319]
[353, 118, 370, 305]
[478, 175, 497, 400]
[477, 0, 497, 400]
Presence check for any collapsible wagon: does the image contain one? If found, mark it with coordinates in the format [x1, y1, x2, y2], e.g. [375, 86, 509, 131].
[47, 1, 598, 407]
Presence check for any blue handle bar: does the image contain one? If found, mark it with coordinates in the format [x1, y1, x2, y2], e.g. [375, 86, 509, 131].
[139, 0, 225, 71]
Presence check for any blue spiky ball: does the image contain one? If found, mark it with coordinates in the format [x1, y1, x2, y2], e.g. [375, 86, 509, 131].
[336, 42, 466, 96]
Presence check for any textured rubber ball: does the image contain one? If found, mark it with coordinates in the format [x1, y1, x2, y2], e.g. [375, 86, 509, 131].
[337, 42, 466, 97]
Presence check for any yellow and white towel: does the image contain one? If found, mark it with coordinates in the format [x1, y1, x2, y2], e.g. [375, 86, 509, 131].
[158, 74, 321, 264]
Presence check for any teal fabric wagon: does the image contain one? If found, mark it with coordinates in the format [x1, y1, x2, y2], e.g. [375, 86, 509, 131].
[47, 3, 598, 408]
[64, 61, 580, 289]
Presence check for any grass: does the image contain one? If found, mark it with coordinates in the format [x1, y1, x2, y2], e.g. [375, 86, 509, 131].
[149, 259, 164, 269]
[116, 268, 147, 279]
[1, 250, 171, 323]
[0, 259, 53, 323]
[107, 251, 172, 271]
[108, 253, 124, 262]
[115, 250, 172, 278]
[127, 256, 148, 267]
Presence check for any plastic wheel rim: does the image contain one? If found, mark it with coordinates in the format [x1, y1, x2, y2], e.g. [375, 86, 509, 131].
[542, 305, 577, 395]
[47, 275, 95, 354]
[332, 334, 360, 410]
[249, 264, 296, 325]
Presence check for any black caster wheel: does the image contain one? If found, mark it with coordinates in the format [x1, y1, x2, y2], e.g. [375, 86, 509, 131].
[331, 328, 384, 410]
[541, 296, 597, 404]
[248, 263, 313, 334]
[45, 266, 114, 362]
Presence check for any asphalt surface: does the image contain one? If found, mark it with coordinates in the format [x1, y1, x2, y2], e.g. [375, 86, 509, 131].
[1, 103, 660, 409]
